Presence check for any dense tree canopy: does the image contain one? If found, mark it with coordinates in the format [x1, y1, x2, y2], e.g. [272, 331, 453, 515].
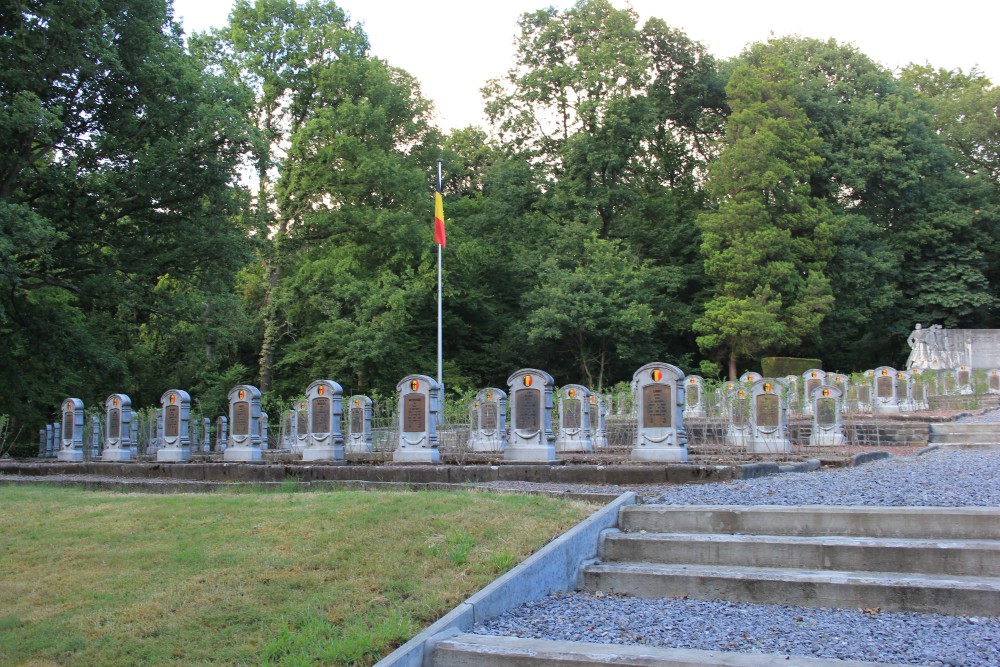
[2, 0, 998, 435]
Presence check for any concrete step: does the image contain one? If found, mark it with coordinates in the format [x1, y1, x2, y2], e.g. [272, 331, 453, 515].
[433, 634, 914, 667]
[928, 442, 1000, 450]
[602, 532, 1000, 576]
[619, 505, 1000, 539]
[929, 422, 1000, 435]
[582, 562, 1000, 616]
[928, 431, 1000, 444]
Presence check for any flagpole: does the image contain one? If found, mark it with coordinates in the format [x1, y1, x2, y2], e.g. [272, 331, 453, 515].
[437, 160, 444, 423]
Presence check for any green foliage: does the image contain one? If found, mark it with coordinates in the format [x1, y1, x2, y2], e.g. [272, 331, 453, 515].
[760, 358, 823, 378]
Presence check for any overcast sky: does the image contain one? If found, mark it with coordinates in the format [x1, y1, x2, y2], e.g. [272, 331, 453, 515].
[172, 0, 1000, 132]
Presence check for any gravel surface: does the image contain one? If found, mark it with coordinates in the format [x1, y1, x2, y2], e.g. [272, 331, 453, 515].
[955, 408, 1000, 423]
[475, 593, 1000, 667]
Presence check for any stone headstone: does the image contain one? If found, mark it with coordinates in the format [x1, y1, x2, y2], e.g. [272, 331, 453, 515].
[224, 385, 262, 461]
[393, 375, 441, 463]
[912, 381, 929, 411]
[201, 417, 211, 452]
[38, 428, 45, 458]
[631, 362, 687, 462]
[590, 393, 608, 448]
[302, 380, 345, 462]
[856, 383, 872, 413]
[809, 385, 845, 447]
[215, 415, 228, 452]
[57, 398, 85, 461]
[749, 379, 791, 453]
[783, 375, 801, 414]
[346, 395, 374, 453]
[45, 423, 54, 457]
[872, 366, 899, 414]
[156, 390, 192, 462]
[801, 369, 826, 416]
[260, 412, 269, 450]
[467, 388, 507, 452]
[102, 394, 133, 461]
[505, 368, 556, 462]
[956, 365, 974, 395]
[89, 416, 101, 459]
[53, 421, 62, 458]
[281, 410, 295, 450]
[295, 399, 309, 452]
[896, 371, 915, 411]
[555, 384, 592, 452]
[988, 369, 1000, 395]
[739, 372, 760, 385]
[682, 376, 707, 419]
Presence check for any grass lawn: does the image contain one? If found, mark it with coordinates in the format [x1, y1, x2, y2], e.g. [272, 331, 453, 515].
[0, 485, 596, 666]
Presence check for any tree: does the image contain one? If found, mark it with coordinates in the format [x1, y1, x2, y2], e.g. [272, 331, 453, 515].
[695, 51, 837, 378]
[0, 0, 253, 426]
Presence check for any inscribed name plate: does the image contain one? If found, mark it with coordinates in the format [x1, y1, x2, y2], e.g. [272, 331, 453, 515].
[297, 409, 308, 436]
[816, 398, 837, 427]
[516, 389, 540, 431]
[312, 397, 330, 434]
[563, 399, 581, 429]
[756, 394, 779, 428]
[109, 409, 121, 439]
[991, 375, 1000, 391]
[959, 370, 970, 386]
[62, 413, 74, 441]
[806, 379, 821, 396]
[643, 385, 671, 428]
[165, 405, 180, 438]
[876, 376, 893, 399]
[686, 386, 700, 405]
[403, 394, 426, 432]
[732, 400, 748, 427]
[350, 407, 363, 434]
[481, 403, 498, 430]
[233, 402, 250, 436]
[859, 386, 871, 402]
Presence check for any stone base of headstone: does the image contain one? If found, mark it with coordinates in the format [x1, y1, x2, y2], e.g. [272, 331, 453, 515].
[683, 407, 706, 419]
[960, 387, 974, 395]
[224, 446, 262, 462]
[57, 449, 83, 462]
[102, 447, 132, 462]
[467, 435, 505, 452]
[748, 437, 792, 454]
[809, 431, 845, 447]
[898, 400, 915, 412]
[592, 433, 607, 449]
[630, 444, 688, 462]
[156, 447, 191, 462]
[344, 439, 373, 454]
[302, 445, 345, 463]
[393, 447, 441, 464]
[503, 443, 556, 463]
[874, 404, 900, 415]
[554, 434, 592, 452]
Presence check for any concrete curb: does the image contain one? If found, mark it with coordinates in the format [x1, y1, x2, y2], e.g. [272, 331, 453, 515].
[778, 458, 822, 473]
[850, 451, 891, 466]
[374, 491, 637, 667]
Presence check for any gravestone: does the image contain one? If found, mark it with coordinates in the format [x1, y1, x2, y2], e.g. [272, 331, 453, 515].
[682, 376, 707, 419]
[856, 382, 872, 413]
[38, 428, 44, 457]
[829, 373, 849, 395]
[988, 369, 1000, 395]
[53, 422, 62, 459]
[630, 362, 687, 462]
[393, 375, 441, 463]
[555, 384, 592, 452]
[302, 380, 345, 462]
[896, 371, 915, 411]
[590, 394, 608, 449]
[346, 395, 374, 453]
[467, 388, 507, 452]
[89, 416, 101, 459]
[45, 424, 54, 457]
[295, 399, 309, 453]
[717, 381, 738, 415]
[783, 375, 801, 414]
[873, 366, 900, 414]
[224, 385, 262, 461]
[281, 410, 296, 450]
[809, 385, 845, 447]
[215, 415, 228, 452]
[201, 417, 211, 453]
[801, 369, 827, 416]
[956, 365, 974, 395]
[505, 368, 556, 462]
[147, 408, 163, 457]
[102, 394, 133, 462]
[259, 412, 269, 450]
[57, 398, 85, 461]
[749, 380, 791, 453]
[912, 381, 929, 411]
[725, 388, 751, 447]
[156, 390, 192, 462]
[739, 372, 760, 385]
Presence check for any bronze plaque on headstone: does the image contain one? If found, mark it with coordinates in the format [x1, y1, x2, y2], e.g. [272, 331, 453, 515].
[350, 407, 364, 434]
[165, 405, 180, 438]
[991, 375, 999, 391]
[858, 386, 871, 402]
[806, 379, 821, 397]
[403, 394, 426, 432]
[642, 385, 671, 428]
[516, 389, 540, 431]
[563, 399, 581, 429]
[958, 370, 970, 386]
[755, 394, 779, 428]
[109, 409, 121, 439]
[297, 410, 308, 436]
[312, 397, 331, 434]
[732, 399, 748, 427]
[685, 385, 700, 406]
[876, 376, 893, 399]
[481, 403, 498, 430]
[62, 413, 74, 441]
[233, 402, 250, 436]
[816, 397, 837, 427]
[914, 384, 926, 400]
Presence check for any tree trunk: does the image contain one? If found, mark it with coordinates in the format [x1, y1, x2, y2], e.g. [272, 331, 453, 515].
[728, 348, 738, 381]
[258, 258, 281, 392]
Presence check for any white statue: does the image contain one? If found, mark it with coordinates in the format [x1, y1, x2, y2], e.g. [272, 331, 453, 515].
[906, 324, 929, 369]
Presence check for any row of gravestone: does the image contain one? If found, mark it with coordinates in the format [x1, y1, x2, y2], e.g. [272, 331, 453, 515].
[42, 364, 692, 464]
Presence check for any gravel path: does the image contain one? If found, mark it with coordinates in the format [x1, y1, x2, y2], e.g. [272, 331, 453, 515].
[472, 449, 1000, 666]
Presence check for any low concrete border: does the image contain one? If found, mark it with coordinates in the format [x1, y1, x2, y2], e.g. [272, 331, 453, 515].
[850, 451, 891, 466]
[374, 491, 637, 667]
